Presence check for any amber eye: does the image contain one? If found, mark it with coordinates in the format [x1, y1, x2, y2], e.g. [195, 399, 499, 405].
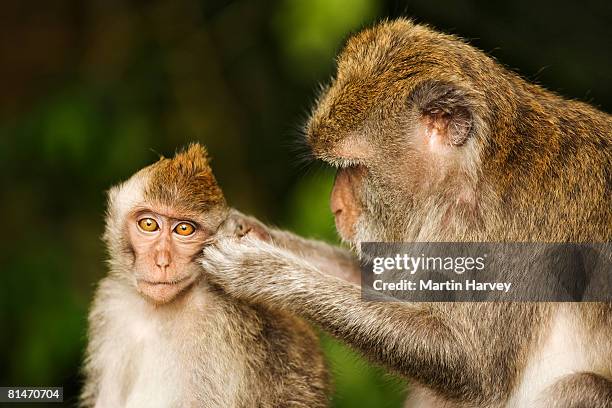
[138, 218, 159, 232]
[174, 222, 195, 236]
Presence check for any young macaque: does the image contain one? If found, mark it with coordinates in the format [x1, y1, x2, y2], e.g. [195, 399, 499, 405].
[81, 144, 329, 408]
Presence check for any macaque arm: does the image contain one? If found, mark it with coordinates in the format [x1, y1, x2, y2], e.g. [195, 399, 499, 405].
[201, 237, 487, 399]
[217, 210, 362, 284]
[269, 229, 361, 285]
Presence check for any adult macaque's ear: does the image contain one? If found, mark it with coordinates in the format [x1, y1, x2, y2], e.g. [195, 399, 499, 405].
[410, 80, 474, 150]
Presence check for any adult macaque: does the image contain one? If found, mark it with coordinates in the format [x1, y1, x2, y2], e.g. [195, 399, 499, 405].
[201, 19, 612, 407]
[81, 144, 330, 408]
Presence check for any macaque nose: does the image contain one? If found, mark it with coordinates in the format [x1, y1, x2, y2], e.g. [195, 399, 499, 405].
[155, 250, 171, 271]
[330, 167, 364, 241]
[331, 168, 350, 216]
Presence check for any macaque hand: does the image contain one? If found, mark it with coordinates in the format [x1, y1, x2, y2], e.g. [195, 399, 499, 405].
[215, 209, 272, 242]
[200, 235, 312, 301]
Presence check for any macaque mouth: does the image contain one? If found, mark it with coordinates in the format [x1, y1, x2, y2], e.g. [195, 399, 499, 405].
[136, 274, 196, 304]
[140, 275, 190, 286]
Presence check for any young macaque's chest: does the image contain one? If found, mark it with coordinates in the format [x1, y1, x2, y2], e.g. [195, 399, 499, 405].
[92, 281, 250, 408]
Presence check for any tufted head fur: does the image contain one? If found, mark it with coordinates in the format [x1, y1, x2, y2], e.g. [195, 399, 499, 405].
[144, 143, 226, 215]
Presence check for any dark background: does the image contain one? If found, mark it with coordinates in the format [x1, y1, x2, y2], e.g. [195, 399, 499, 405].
[0, 1, 610, 406]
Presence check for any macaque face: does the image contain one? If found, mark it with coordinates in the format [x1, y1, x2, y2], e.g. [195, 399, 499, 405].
[104, 143, 227, 303]
[127, 208, 212, 304]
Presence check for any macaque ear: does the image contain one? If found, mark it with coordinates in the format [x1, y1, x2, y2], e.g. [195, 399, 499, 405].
[410, 80, 474, 150]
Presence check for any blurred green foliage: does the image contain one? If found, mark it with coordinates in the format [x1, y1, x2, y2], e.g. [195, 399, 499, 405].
[275, 0, 380, 79]
[0, 0, 609, 406]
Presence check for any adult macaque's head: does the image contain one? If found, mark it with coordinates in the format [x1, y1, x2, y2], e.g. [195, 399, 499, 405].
[306, 19, 523, 245]
[104, 144, 228, 304]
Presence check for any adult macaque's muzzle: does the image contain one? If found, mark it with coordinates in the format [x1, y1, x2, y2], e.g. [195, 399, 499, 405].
[331, 166, 365, 241]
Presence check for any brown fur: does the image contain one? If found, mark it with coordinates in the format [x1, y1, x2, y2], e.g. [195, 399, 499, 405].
[81, 144, 330, 407]
[540, 372, 612, 407]
[200, 19, 611, 407]
[145, 144, 226, 215]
